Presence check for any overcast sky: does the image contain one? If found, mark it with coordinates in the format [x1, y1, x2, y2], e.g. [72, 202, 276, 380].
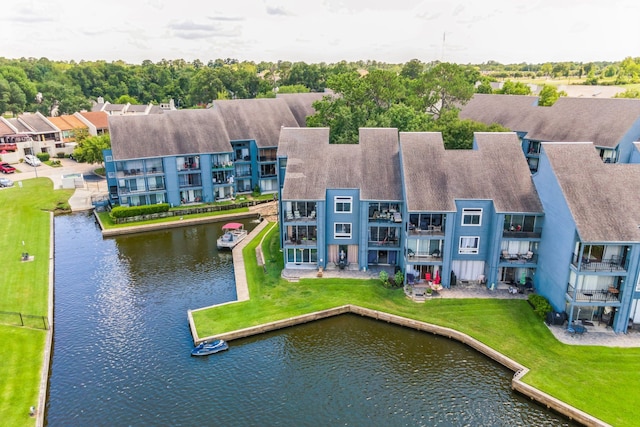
[2, 0, 638, 65]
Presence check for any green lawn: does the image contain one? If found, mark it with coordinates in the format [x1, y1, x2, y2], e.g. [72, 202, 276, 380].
[96, 206, 251, 229]
[193, 225, 640, 427]
[0, 179, 74, 426]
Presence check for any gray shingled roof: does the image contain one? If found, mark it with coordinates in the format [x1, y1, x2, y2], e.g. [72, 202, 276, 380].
[276, 93, 326, 126]
[109, 109, 231, 160]
[109, 98, 312, 160]
[18, 112, 59, 133]
[542, 142, 640, 242]
[278, 127, 403, 201]
[460, 94, 640, 148]
[7, 118, 31, 133]
[459, 94, 539, 131]
[401, 132, 543, 213]
[212, 98, 300, 147]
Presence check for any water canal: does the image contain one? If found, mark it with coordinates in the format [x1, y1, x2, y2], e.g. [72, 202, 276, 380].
[46, 213, 577, 426]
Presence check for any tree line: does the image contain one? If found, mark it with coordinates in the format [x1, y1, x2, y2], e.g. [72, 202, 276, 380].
[2, 56, 639, 150]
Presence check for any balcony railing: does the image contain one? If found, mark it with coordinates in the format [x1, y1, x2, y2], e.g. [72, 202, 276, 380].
[571, 254, 626, 272]
[502, 228, 542, 238]
[368, 239, 400, 248]
[500, 252, 537, 264]
[285, 210, 317, 222]
[567, 284, 621, 304]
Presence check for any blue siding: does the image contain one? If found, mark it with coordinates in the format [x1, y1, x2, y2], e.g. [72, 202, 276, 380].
[452, 200, 494, 260]
[326, 189, 360, 246]
[532, 147, 576, 312]
[163, 157, 181, 207]
[618, 118, 640, 163]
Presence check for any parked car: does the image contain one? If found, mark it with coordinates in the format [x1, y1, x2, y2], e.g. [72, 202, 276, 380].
[24, 155, 42, 166]
[0, 162, 16, 173]
[0, 177, 14, 187]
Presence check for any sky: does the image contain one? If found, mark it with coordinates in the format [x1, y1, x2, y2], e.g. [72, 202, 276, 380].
[2, 0, 639, 65]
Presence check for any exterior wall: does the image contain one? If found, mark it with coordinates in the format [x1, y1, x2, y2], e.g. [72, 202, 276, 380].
[532, 147, 577, 313]
[617, 118, 640, 163]
[164, 157, 181, 207]
[326, 189, 360, 267]
[450, 200, 495, 282]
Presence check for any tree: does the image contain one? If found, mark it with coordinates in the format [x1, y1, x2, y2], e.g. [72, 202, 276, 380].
[614, 89, 640, 99]
[73, 134, 111, 164]
[410, 62, 478, 118]
[115, 95, 139, 104]
[400, 59, 424, 79]
[538, 85, 566, 106]
[7, 81, 27, 116]
[497, 80, 532, 95]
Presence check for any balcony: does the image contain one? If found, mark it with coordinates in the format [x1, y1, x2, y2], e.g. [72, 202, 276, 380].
[285, 210, 316, 222]
[502, 227, 542, 239]
[368, 239, 400, 248]
[500, 251, 537, 264]
[567, 284, 621, 304]
[407, 249, 442, 262]
[571, 253, 626, 272]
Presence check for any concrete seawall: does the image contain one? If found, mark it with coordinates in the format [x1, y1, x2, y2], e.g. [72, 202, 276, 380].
[96, 211, 259, 237]
[190, 305, 610, 427]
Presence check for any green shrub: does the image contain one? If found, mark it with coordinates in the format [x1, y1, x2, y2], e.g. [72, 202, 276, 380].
[528, 294, 553, 319]
[36, 153, 50, 162]
[110, 203, 170, 219]
[56, 152, 65, 158]
[394, 271, 404, 289]
[379, 270, 389, 288]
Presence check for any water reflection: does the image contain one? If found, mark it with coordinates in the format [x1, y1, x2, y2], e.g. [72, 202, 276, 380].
[46, 213, 577, 426]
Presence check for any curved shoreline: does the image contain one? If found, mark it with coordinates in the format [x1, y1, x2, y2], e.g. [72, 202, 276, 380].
[189, 304, 609, 427]
[187, 223, 610, 427]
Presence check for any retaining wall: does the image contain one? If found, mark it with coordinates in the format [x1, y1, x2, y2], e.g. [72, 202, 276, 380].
[189, 304, 610, 427]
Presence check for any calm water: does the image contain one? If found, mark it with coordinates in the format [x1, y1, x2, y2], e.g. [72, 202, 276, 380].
[46, 213, 577, 426]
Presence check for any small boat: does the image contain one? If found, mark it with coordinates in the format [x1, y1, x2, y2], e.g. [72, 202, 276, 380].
[191, 339, 229, 356]
[216, 222, 248, 249]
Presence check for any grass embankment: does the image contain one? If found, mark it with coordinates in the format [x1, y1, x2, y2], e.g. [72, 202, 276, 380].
[193, 224, 640, 427]
[96, 207, 251, 229]
[0, 179, 74, 427]
[96, 193, 275, 230]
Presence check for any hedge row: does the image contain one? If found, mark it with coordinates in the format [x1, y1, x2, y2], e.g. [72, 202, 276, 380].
[110, 203, 170, 219]
[527, 294, 553, 319]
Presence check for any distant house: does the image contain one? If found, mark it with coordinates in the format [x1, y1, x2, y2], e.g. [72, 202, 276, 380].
[533, 141, 640, 333]
[74, 111, 110, 136]
[459, 94, 640, 171]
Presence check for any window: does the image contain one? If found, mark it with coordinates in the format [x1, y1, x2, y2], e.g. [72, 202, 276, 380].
[334, 223, 352, 239]
[335, 196, 352, 213]
[105, 155, 113, 162]
[462, 208, 482, 226]
[459, 237, 479, 254]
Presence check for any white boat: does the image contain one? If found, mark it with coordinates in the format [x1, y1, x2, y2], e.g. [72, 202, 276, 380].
[216, 222, 248, 249]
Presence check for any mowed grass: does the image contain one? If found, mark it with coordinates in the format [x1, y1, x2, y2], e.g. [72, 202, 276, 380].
[0, 178, 73, 426]
[96, 206, 250, 229]
[193, 224, 640, 427]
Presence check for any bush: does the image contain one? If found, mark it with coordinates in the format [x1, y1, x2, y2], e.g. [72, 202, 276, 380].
[394, 271, 404, 289]
[528, 294, 553, 319]
[110, 203, 170, 219]
[36, 153, 50, 162]
[56, 152, 65, 158]
[379, 270, 389, 288]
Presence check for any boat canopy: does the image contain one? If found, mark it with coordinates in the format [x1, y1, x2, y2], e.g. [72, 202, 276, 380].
[222, 222, 244, 230]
